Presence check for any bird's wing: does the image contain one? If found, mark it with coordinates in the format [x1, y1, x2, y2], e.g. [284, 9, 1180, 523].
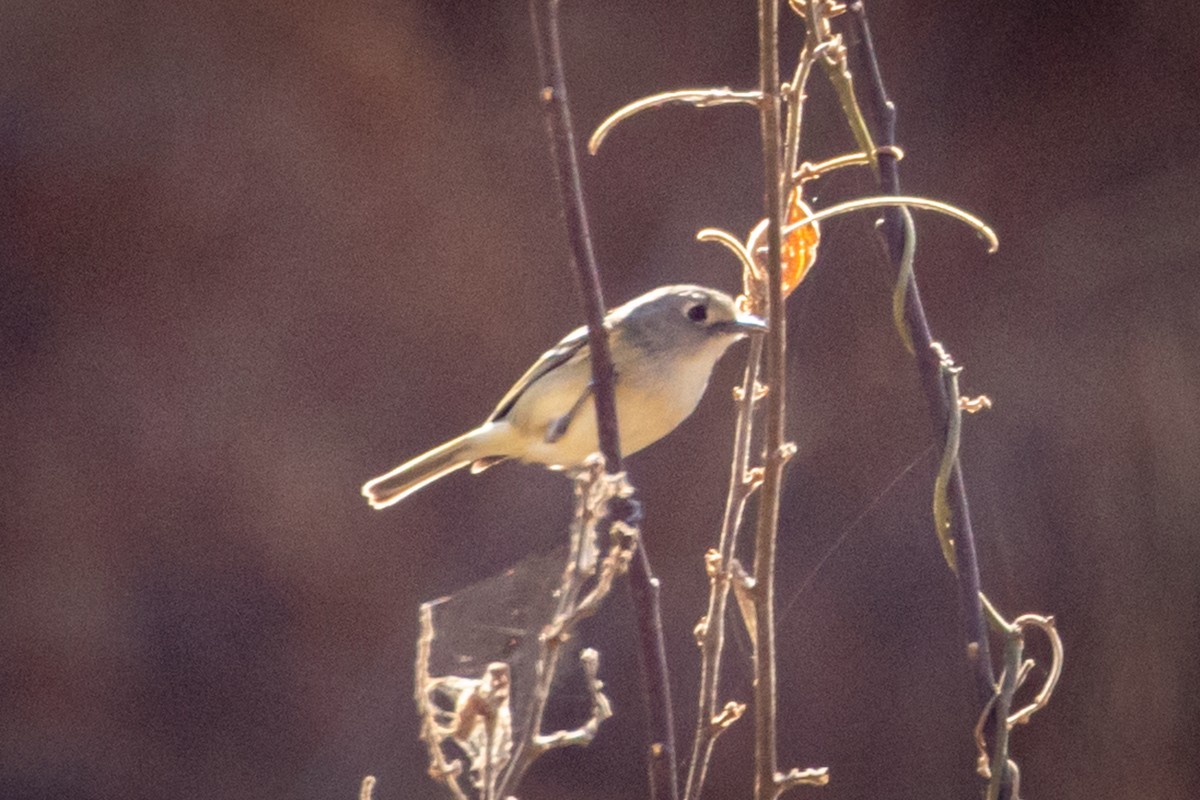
[485, 324, 590, 423]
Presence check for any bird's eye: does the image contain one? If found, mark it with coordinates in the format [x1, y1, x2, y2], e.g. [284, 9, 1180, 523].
[686, 304, 708, 323]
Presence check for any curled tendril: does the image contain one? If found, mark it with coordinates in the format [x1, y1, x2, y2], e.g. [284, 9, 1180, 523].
[781, 195, 999, 253]
[696, 227, 764, 313]
[589, 88, 761, 155]
[1007, 614, 1063, 727]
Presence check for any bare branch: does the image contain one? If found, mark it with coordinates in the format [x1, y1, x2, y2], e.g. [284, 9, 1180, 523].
[975, 594, 1065, 799]
[528, 5, 678, 799]
[751, 0, 787, 797]
[528, 0, 621, 472]
[843, 0, 1000, 734]
[684, 327, 764, 800]
[499, 458, 634, 794]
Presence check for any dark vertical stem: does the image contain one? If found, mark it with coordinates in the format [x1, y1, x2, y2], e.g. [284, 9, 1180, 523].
[528, 0, 621, 469]
[628, 545, 680, 800]
[752, 0, 786, 798]
[843, 0, 1003, 792]
[528, 4, 678, 799]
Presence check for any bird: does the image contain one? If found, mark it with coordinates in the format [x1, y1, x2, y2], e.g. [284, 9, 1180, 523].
[361, 284, 766, 509]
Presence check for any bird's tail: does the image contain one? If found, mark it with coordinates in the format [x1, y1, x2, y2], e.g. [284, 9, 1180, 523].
[361, 427, 491, 509]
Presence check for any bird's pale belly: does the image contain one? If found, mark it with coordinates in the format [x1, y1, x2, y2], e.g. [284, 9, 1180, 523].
[507, 350, 717, 468]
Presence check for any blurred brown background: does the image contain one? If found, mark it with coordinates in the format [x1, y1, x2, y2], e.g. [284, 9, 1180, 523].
[2, 2, 1198, 799]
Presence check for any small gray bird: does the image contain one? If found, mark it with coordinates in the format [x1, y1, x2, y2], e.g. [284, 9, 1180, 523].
[362, 284, 765, 508]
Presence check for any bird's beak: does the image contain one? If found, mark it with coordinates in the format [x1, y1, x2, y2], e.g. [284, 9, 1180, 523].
[717, 312, 768, 335]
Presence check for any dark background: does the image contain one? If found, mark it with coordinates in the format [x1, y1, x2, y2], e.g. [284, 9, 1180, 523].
[3, 2, 1198, 799]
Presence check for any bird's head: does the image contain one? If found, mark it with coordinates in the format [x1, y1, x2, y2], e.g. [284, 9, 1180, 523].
[614, 285, 767, 358]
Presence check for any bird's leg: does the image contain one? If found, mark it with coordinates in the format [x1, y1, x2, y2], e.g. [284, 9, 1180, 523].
[546, 383, 595, 443]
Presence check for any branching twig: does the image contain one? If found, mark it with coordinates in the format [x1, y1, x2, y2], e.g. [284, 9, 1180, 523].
[975, 597, 1065, 800]
[840, 7, 1075, 800]
[843, 0, 998, 718]
[751, 1, 788, 798]
[498, 460, 634, 795]
[684, 331, 763, 800]
[414, 607, 474, 800]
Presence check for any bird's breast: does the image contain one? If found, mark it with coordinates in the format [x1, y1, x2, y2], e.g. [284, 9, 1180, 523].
[514, 345, 720, 468]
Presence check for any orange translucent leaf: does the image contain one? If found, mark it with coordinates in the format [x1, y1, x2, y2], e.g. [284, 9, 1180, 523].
[782, 188, 820, 295]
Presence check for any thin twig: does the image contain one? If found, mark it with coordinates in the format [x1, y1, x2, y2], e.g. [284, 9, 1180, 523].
[752, 0, 787, 798]
[528, 0, 620, 471]
[531, 648, 614, 750]
[685, 333, 764, 800]
[626, 543, 680, 800]
[986, 630, 1021, 800]
[528, 4, 679, 799]
[497, 463, 633, 793]
[782, 46, 815, 181]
